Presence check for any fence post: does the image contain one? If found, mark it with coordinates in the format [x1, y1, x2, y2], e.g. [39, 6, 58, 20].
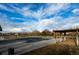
[75, 30, 79, 46]
[0, 52, 2, 55]
[8, 48, 14, 55]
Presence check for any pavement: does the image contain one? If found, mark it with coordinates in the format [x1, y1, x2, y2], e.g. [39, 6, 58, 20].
[0, 38, 56, 55]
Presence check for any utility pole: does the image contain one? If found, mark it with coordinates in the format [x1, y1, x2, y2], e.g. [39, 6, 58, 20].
[0, 25, 2, 31]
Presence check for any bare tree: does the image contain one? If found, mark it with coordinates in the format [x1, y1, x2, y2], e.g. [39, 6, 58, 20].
[41, 29, 51, 36]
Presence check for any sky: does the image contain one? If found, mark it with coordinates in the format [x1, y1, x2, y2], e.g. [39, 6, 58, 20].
[0, 3, 79, 33]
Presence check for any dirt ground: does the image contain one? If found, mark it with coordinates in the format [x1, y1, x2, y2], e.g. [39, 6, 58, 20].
[23, 39, 79, 55]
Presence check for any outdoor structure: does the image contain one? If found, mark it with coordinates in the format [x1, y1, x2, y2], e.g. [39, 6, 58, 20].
[53, 28, 79, 46]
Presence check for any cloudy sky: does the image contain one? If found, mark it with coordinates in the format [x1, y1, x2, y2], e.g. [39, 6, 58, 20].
[0, 3, 79, 33]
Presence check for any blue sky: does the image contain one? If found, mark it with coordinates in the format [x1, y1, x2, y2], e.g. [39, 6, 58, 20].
[0, 3, 79, 33]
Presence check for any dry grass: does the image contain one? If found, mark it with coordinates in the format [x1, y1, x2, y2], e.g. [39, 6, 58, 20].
[23, 39, 79, 55]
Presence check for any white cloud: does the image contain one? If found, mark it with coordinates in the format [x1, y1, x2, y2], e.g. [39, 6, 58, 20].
[1, 3, 79, 33]
[0, 4, 16, 13]
[55, 16, 79, 30]
[1, 13, 79, 32]
[16, 3, 69, 20]
[38, 19, 54, 26]
[41, 3, 69, 17]
[5, 28, 22, 32]
[0, 13, 38, 32]
[72, 8, 79, 15]
[26, 16, 62, 31]
[0, 3, 69, 20]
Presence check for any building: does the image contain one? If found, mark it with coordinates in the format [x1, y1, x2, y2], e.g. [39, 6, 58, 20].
[53, 28, 79, 46]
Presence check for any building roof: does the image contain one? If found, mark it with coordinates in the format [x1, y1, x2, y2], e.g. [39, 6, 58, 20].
[53, 28, 79, 32]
